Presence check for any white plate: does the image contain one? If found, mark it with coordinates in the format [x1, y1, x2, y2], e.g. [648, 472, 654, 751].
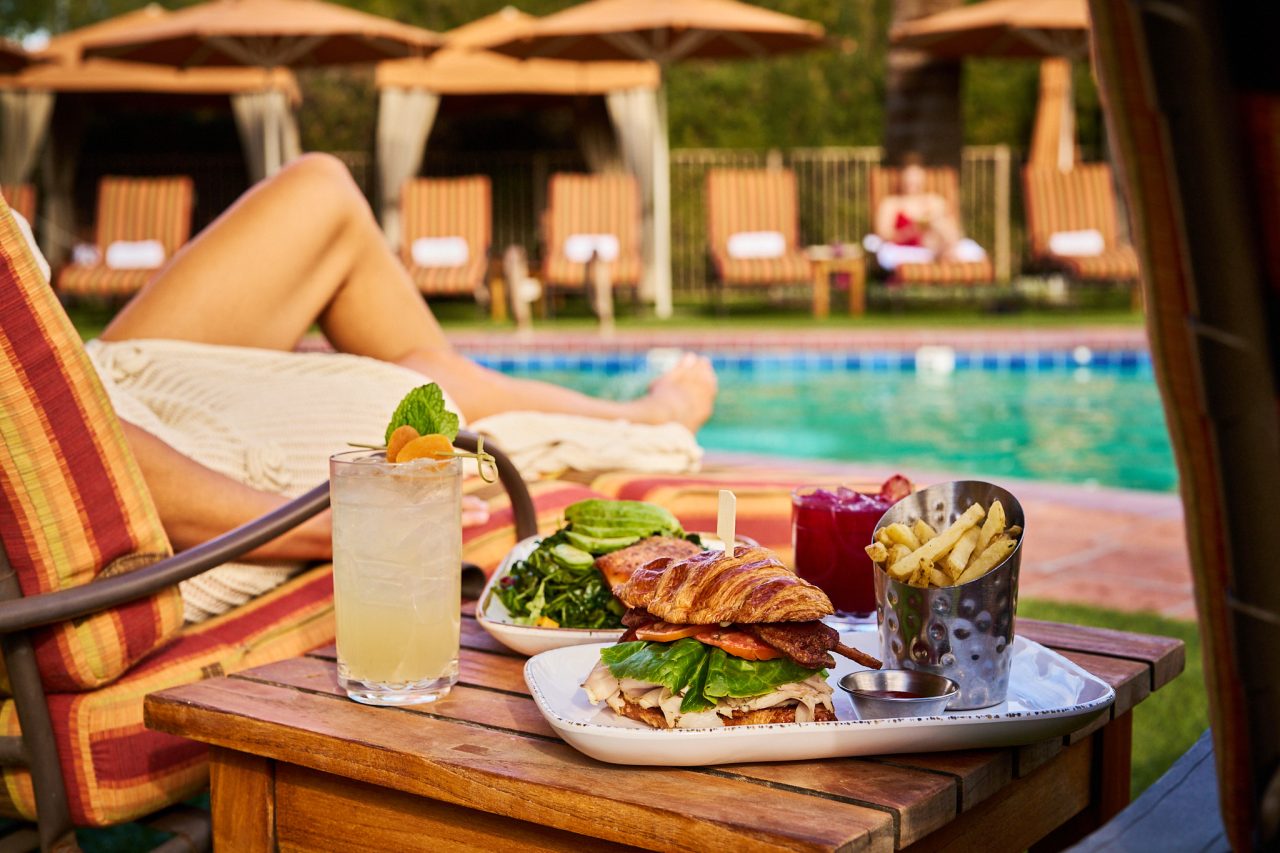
[477, 533, 744, 657]
[477, 536, 625, 657]
[523, 633, 1116, 766]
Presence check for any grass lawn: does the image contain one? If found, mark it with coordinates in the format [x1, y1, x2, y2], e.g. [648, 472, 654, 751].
[1019, 599, 1206, 798]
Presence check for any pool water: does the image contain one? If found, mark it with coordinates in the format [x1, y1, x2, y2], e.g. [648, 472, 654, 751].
[476, 350, 1177, 493]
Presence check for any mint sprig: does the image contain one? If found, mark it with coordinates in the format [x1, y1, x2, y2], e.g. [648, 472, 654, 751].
[385, 384, 460, 444]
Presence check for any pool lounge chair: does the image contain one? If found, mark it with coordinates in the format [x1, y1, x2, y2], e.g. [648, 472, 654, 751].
[56, 176, 195, 300]
[1022, 164, 1140, 286]
[0, 183, 35, 223]
[705, 168, 813, 304]
[0, 193, 569, 849]
[867, 166, 995, 285]
[399, 176, 493, 308]
[541, 172, 643, 328]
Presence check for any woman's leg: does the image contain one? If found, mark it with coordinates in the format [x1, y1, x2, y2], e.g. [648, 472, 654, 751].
[104, 154, 715, 429]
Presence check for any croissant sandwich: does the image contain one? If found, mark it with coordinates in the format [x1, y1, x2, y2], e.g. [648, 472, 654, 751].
[583, 546, 882, 730]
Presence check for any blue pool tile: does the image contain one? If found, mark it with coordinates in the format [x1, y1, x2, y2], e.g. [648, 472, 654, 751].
[954, 353, 973, 369]
[981, 354, 1000, 370]
[1008, 354, 1028, 371]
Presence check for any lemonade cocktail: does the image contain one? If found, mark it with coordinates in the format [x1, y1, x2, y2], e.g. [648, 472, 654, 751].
[330, 449, 462, 705]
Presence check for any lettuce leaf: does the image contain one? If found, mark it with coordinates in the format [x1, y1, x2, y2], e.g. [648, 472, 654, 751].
[600, 638, 708, 694]
[601, 640, 822, 712]
[385, 384, 460, 443]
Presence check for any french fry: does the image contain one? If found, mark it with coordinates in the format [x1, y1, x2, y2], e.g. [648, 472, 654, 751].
[976, 500, 1006, 554]
[928, 567, 950, 588]
[955, 536, 1017, 584]
[876, 528, 894, 548]
[944, 526, 981, 578]
[865, 541, 889, 564]
[912, 518, 938, 544]
[887, 543, 912, 570]
[888, 503, 986, 581]
[1007, 525, 1023, 539]
[907, 559, 932, 588]
[884, 523, 922, 551]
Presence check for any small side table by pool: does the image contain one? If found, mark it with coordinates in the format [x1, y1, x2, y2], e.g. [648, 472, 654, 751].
[810, 249, 867, 318]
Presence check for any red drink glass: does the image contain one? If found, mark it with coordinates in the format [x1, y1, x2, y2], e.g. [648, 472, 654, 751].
[791, 486, 892, 625]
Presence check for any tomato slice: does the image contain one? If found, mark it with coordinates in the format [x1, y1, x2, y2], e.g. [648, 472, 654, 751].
[693, 627, 781, 661]
[635, 622, 703, 642]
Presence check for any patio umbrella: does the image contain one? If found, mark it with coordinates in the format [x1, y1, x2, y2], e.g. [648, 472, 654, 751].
[891, 0, 1090, 170]
[0, 40, 34, 74]
[486, 0, 827, 318]
[79, 0, 441, 174]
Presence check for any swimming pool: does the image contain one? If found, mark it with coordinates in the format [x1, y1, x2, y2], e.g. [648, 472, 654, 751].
[472, 348, 1177, 493]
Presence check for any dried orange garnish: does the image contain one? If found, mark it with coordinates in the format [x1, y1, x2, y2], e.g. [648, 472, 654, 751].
[395, 433, 454, 462]
[386, 425, 420, 461]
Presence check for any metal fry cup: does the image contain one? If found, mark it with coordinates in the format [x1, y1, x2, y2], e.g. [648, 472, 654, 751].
[873, 481, 1025, 710]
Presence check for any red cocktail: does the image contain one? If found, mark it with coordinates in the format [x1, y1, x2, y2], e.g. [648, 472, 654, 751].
[792, 479, 908, 622]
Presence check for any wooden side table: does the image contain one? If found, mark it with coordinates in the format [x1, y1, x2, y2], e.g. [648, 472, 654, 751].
[811, 251, 868, 318]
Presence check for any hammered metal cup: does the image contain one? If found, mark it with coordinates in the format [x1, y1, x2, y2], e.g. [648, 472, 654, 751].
[872, 481, 1025, 710]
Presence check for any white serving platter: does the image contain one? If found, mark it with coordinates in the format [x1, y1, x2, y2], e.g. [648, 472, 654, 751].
[523, 633, 1115, 766]
[477, 533, 746, 657]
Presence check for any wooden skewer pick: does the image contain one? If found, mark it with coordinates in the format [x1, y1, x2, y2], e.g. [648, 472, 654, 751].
[717, 490, 737, 553]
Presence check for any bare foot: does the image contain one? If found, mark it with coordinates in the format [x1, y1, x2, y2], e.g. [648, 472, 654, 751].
[636, 353, 717, 431]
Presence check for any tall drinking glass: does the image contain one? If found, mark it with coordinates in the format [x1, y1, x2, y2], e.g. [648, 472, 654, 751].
[791, 486, 893, 628]
[329, 450, 462, 706]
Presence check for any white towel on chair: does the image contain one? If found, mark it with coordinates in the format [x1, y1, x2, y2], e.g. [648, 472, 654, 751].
[105, 239, 166, 270]
[469, 412, 702, 480]
[727, 230, 786, 260]
[411, 236, 469, 268]
[564, 233, 619, 263]
[1048, 229, 1105, 257]
[875, 243, 936, 271]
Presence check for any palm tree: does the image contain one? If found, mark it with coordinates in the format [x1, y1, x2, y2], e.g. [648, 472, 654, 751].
[884, 0, 964, 169]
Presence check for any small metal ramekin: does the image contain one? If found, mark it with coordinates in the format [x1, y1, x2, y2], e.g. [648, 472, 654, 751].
[838, 669, 959, 720]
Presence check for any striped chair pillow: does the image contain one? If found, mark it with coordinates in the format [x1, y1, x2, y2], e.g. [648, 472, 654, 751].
[541, 172, 643, 287]
[0, 195, 184, 693]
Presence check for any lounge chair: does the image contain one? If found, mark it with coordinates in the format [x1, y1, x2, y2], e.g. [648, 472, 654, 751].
[1022, 164, 1140, 285]
[56, 176, 195, 299]
[399, 176, 493, 308]
[541, 172, 643, 329]
[867, 166, 995, 285]
[0, 193, 578, 848]
[0, 183, 35, 223]
[706, 168, 813, 303]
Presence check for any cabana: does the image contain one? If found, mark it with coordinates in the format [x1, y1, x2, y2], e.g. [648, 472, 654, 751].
[374, 7, 658, 297]
[0, 5, 300, 264]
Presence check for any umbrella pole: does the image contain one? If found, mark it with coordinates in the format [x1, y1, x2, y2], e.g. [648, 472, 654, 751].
[654, 77, 673, 319]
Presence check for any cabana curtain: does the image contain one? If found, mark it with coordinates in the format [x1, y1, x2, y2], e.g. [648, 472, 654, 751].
[1028, 57, 1076, 170]
[0, 90, 55, 186]
[231, 89, 302, 182]
[606, 86, 670, 310]
[376, 86, 439, 249]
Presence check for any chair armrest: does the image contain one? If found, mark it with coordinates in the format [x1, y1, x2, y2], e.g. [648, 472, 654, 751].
[0, 432, 537, 634]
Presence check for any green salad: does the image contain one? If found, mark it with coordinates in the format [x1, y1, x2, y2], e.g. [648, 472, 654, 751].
[495, 499, 699, 629]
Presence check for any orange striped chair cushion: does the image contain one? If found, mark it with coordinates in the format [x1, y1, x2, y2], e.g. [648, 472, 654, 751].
[1022, 164, 1139, 281]
[0, 196, 184, 693]
[400, 176, 491, 297]
[589, 469, 881, 569]
[57, 176, 195, 298]
[541, 172, 643, 288]
[706, 168, 811, 286]
[869, 166, 993, 285]
[0, 564, 335, 827]
[461, 478, 607, 576]
[0, 184, 35, 223]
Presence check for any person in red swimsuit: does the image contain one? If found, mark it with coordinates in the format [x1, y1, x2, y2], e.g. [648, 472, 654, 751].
[874, 154, 963, 258]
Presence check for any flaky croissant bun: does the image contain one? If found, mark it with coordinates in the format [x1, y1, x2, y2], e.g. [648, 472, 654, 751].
[616, 546, 834, 624]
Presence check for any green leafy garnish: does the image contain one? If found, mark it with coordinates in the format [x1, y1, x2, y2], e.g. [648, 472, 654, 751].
[385, 384, 460, 444]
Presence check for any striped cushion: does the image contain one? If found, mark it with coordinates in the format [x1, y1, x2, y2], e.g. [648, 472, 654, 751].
[57, 176, 194, 298]
[0, 197, 184, 694]
[400, 176, 491, 297]
[893, 258, 994, 285]
[0, 564, 335, 827]
[706, 169, 810, 286]
[461, 478, 607, 576]
[0, 185, 35, 223]
[1054, 246, 1140, 281]
[589, 469, 881, 568]
[1023, 164, 1123, 256]
[542, 172, 642, 287]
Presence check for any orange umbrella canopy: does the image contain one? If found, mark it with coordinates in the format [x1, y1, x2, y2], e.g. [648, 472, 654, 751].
[376, 7, 658, 95]
[486, 0, 826, 64]
[0, 6, 300, 98]
[80, 0, 440, 68]
[891, 0, 1089, 59]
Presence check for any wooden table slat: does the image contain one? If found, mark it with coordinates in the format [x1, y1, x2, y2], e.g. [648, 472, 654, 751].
[870, 750, 1013, 813]
[306, 640, 530, 695]
[1019, 619, 1184, 689]
[146, 678, 894, 852]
